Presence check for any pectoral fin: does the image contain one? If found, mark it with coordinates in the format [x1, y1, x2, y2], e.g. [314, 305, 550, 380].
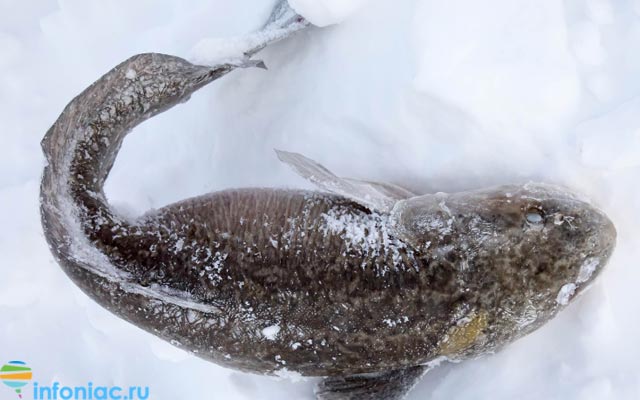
[315, 366, 427, 400]
[275, 149, 415, 213]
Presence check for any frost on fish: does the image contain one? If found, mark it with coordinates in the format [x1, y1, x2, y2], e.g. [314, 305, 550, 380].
[555, 257, 602, 306]
[319, 208, 416, 275]
[190, 0, 309, 65]
[262, 324, 281, 340]
[556, 283, 577, 306]
[577, 257, 600, 283]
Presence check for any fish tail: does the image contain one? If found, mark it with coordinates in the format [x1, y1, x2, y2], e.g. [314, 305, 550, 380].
[39, 53, 233, 273]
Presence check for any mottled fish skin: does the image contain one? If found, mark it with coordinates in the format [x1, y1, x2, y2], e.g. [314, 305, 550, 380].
[39, 5, 617, 400]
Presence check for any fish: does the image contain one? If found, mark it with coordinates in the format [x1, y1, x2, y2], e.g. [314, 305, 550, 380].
[39, 2, 617, 399]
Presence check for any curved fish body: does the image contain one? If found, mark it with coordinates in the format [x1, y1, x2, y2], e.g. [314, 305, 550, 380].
[39, 4, 617, 399]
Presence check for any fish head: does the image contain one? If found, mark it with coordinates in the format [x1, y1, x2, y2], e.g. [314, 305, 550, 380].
[392, 182, 616, 316]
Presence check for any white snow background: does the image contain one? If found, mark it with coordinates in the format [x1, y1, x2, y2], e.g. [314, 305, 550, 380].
[1, 0, 640, 399]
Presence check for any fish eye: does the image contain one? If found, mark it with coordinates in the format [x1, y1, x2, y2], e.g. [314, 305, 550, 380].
[525, 207, 545, 224]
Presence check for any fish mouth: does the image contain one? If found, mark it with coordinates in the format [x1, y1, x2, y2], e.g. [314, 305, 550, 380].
[599, 211, 617, 254]
[556, 205, 616, 306]
[580, 203, 617, 279]
[587, 204, 617, 267]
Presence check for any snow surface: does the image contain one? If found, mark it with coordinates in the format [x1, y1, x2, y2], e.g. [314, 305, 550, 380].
[1, 0, 639, 399]
[288, 0, 369, 27]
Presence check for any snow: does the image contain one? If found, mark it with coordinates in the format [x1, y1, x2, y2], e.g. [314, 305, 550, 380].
[577, 258, 600, 284]
[1, 0, 639, 399]
[262, 325, 281, 341]
[125, 68, 137, 80]
[273, 368, 305, 382]
[190, 35, 267, 65]
[190, 27, 303, 66]
[287, 0, 368, 27]
[556, 283, 577, 306]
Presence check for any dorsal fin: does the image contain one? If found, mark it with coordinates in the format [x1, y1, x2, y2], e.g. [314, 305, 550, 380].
[275, 150, 415, 213]
[315, 366, 427, 400]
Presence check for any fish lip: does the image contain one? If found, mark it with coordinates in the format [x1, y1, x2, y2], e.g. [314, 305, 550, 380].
[562, 208, 616, 305]
[593, 205, 617, 258]
[604, 213, 617, 245]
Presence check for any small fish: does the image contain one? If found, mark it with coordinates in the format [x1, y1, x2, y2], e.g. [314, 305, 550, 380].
[39, 2, 616, 399]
